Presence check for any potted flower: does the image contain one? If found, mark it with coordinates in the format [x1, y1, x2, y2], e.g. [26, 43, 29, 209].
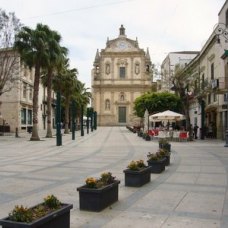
[0, 195, 73, 228]
[77, 172, 120, 212]
[159, 148, 171, 166]
[158, 138, 171, 152]
[123, 160, 151, 187]
[147, 151, 166, 173]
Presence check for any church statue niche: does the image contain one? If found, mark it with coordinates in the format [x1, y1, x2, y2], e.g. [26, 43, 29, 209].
[105, 99, 110, 110]
[135, 63, 140, 74]
[120, 92, 125, 101]
[96, 66, 99, 74]
[105, 63, 110, 75]
[146, 65, 150, 73]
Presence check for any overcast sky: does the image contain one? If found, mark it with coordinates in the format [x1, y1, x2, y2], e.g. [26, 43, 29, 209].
[0, 0, 225, 87]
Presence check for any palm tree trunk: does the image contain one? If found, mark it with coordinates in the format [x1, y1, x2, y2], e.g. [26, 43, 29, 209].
[30, 64, 40, 141]
[64, 98, 70, 134]
[46, 69, 53, 138]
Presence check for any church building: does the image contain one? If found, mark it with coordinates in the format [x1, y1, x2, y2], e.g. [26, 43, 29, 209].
[91, 25, 153, 126]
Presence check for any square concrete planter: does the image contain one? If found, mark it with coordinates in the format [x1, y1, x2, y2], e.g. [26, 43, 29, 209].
[147, 157, 166, 173]
[123, 166, 151, 187]
[0, 203, 73, 228]
[164, 155, 170, 166]
[77, 180, 120, 212]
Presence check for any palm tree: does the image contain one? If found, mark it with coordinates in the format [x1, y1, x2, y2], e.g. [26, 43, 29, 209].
[14, 24, 52, 141]
[53, 59, 78, 134]
[42, 29, 68, 138]
[75, 81, 91, 108]
[74, 81, 91, 130]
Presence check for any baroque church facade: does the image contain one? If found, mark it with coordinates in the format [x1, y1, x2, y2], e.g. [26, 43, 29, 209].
[91, 25, 153, 126]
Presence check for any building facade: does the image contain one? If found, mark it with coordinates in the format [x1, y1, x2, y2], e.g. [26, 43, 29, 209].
[91, 25, 153, 126]
[0, 50, 56, 133]
[160, 51, 199, 92]
[159, 0, 228, 140]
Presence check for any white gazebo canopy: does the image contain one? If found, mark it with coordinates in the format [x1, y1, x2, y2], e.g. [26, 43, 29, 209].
[149, 110, 185, 122]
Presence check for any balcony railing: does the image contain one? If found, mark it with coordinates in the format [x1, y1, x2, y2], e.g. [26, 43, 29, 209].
[205, 77, 228, 93]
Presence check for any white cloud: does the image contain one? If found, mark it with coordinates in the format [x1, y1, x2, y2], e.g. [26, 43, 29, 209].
[0, 0, 225, 88]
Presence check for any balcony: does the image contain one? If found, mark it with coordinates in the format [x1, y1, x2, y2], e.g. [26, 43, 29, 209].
[211, 77, 228, 93]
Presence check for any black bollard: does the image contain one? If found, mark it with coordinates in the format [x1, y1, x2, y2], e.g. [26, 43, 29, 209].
[15, 127, 19, 138]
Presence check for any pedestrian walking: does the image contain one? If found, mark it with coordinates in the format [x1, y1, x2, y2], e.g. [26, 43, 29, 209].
[193, 124, 199, 139]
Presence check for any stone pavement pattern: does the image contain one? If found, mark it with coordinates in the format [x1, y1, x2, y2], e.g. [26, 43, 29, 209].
[0, 127, 228, 228]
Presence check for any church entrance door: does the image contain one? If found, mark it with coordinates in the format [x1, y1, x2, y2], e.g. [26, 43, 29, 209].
[118, 107, 126, 123]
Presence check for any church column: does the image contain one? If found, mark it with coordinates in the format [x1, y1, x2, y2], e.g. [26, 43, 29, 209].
[130, 91, 134, 117]
[131, 57, 133, 84]
[99, 89, 103, 125]
[111, 91, 115, 116]
[111, 57, 114, 81]
[100, 90, 104, 114]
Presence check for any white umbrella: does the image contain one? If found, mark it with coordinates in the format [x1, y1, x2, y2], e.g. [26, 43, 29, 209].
[144, 109, 149, 132]
[149, 110, 185, 122]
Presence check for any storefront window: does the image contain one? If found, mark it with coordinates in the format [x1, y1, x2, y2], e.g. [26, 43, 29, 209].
[21, 108, 26, 124]
[28, 110, 32, 125]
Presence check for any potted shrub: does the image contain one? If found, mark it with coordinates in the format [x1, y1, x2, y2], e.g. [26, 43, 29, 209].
[0, 195, 73, 228]
[159, 148, 171, 166]
[147, 151, 166, 173]
[143, 133, 151, 141]
[77, 172, 120, 212]
[137, 131, 143, 137]
[123, 160, 151, 187]
[159, 138, 171, 152]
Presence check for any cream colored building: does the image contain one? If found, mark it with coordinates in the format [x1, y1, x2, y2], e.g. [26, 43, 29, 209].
[91, 25, 153, 126]
[0, 50, 56, 133]
[161, 0, 228, 140]
[161, 51, 199, 92]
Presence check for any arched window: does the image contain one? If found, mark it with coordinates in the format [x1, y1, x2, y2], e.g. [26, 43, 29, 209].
[105, 99, 110, 110]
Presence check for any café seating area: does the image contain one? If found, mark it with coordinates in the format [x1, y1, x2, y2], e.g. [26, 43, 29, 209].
[148, 129, 189, 142]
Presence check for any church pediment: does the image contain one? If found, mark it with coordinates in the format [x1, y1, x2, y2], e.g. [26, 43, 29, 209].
[105, 38, 139, 52]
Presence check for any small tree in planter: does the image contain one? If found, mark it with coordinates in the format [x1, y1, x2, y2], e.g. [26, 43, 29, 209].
[147, 151, 166, 173]
[143, 133, 151, 141]
[123, 160, 151, 187]
[77, 172, 120, 212]
[0, 195, 73, 228]
[158, 138, 171, 152]
[159, 148, 171, 166]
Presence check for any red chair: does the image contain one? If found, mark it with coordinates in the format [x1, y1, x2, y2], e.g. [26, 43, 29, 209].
[179, 132, 188, 141]
[154, 129, 159, 136]
[148, 130, 155, 136]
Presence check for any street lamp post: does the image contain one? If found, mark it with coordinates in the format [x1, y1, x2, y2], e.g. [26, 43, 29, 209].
[86, 107, 89, 134]
[94, 111, 97, 130]
[90, 107, 94, 132]
[200, 99, 205, 140]
[224, 92, 228, 147]
[56, 91, 62, 146]
[71, 100, 76, 140]
[80, 104, 84, 136]
[214, 23, 228, 146]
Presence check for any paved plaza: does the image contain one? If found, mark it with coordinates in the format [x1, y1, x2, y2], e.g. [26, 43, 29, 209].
[0, 127, 228, 228]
